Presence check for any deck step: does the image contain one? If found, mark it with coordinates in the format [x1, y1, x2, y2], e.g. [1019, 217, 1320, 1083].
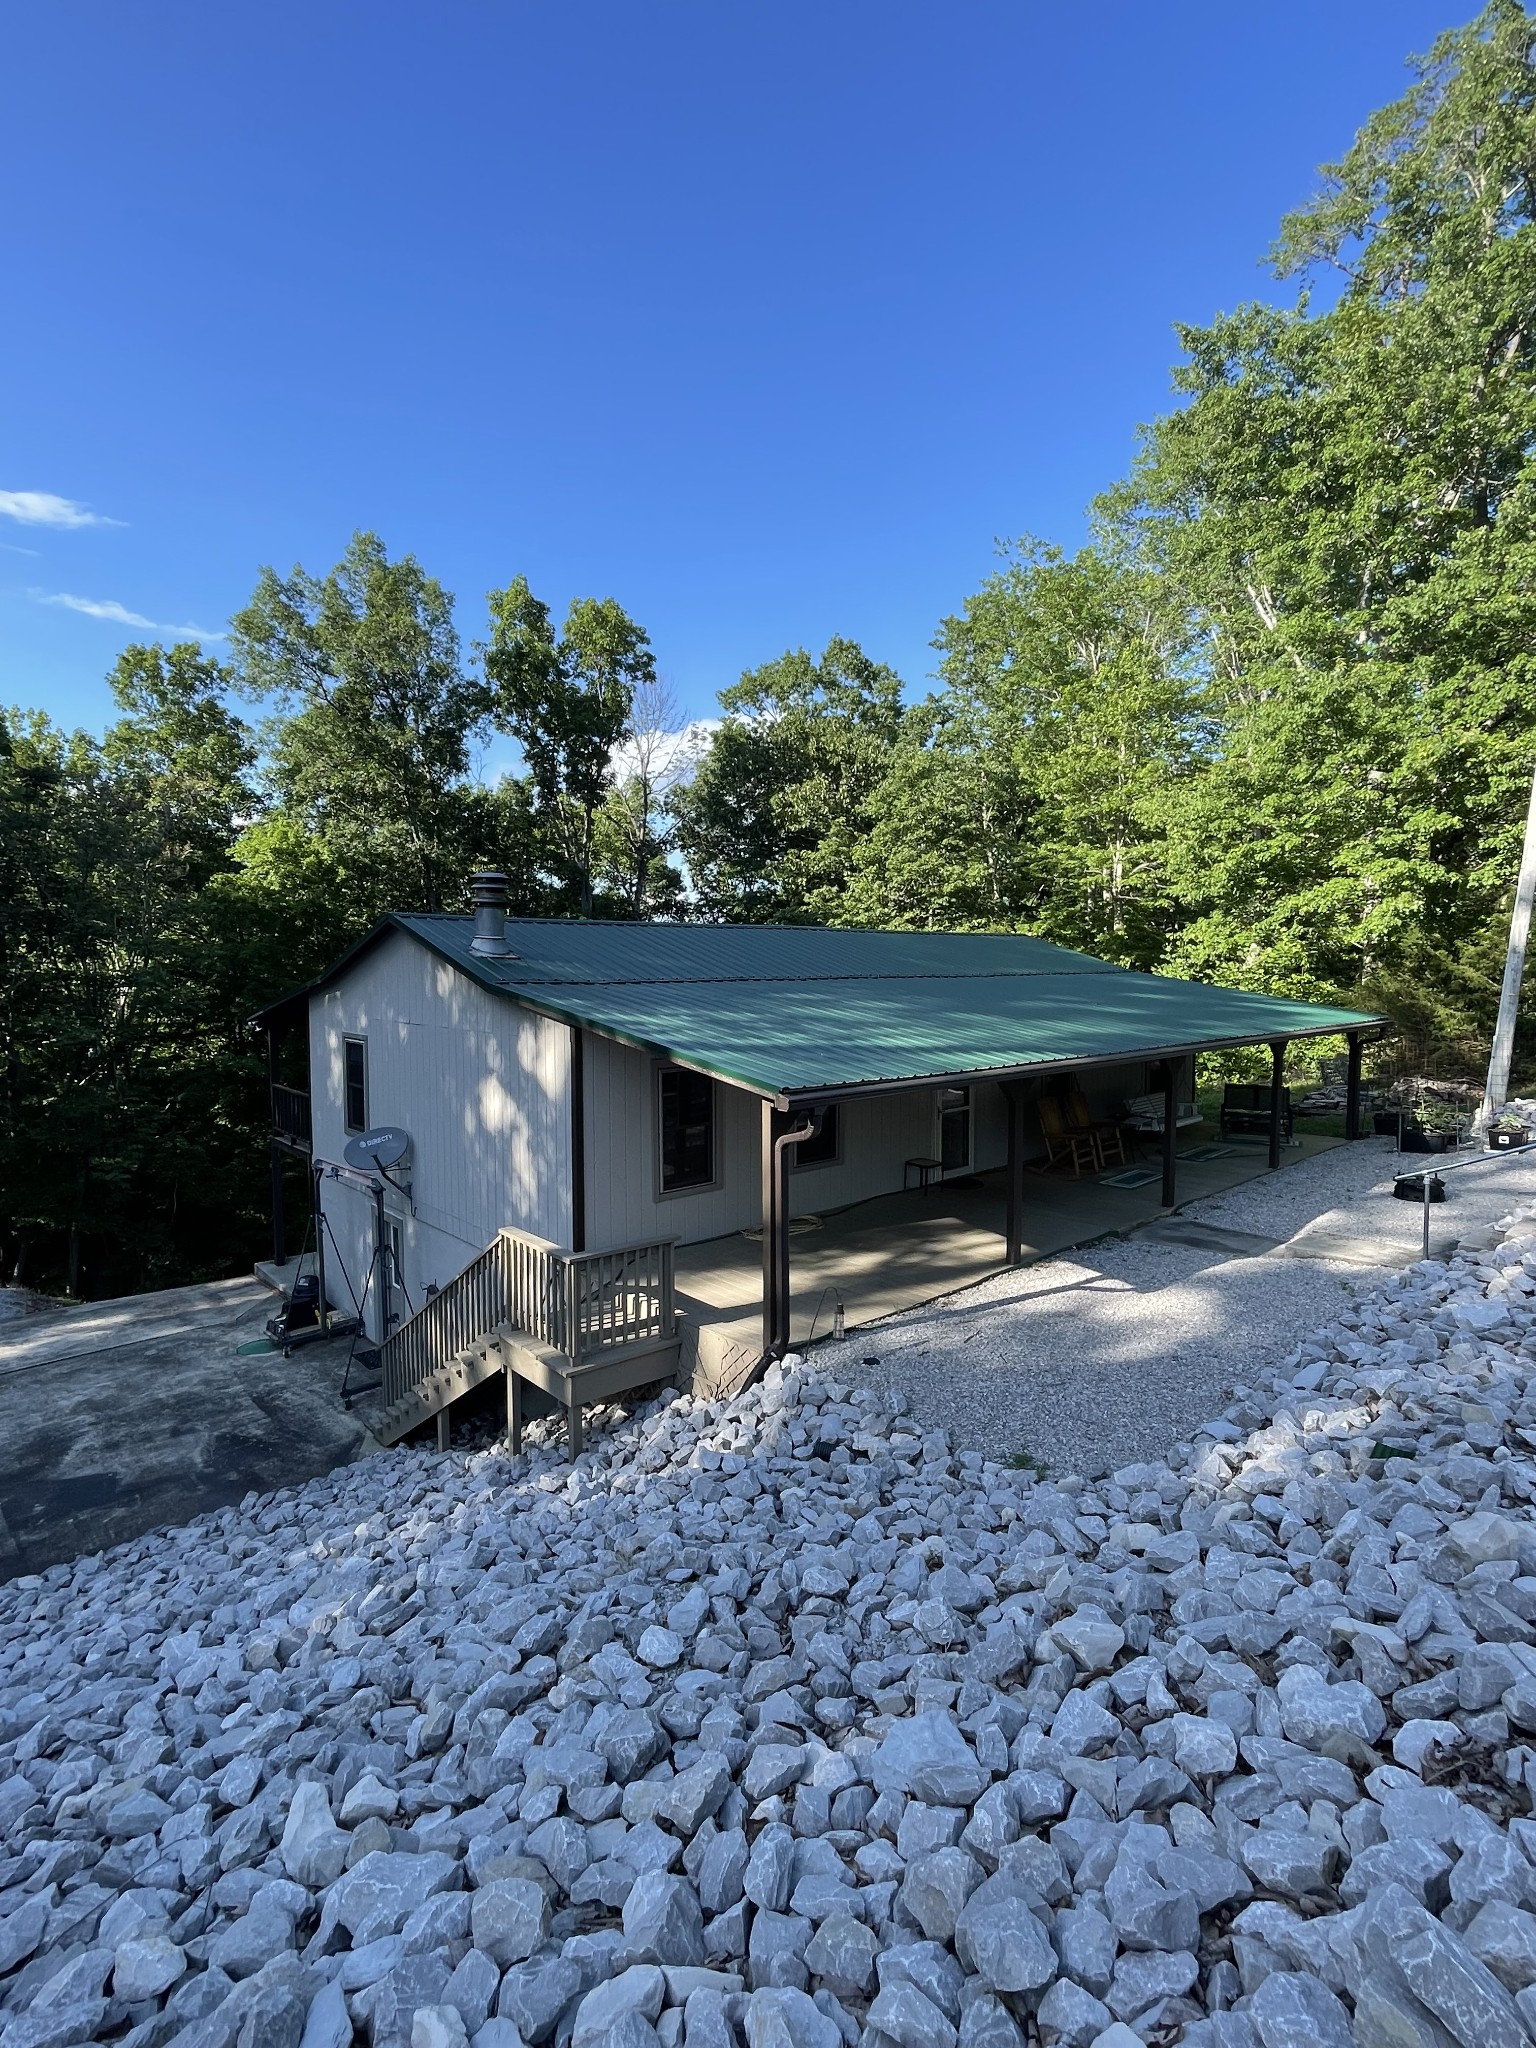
[370, 1324, 684, 1455]
[369, 1330, 510, 1447]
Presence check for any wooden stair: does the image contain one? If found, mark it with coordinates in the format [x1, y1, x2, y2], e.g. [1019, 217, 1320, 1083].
[367, 1320, 682, 1456]
[371, 1225, 682, 1458]
[368, 1327, 509, 1450]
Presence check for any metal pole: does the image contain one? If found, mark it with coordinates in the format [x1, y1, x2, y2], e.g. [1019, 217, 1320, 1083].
[270, 1144, 286, 1267]
[1161, 1062, 1178, 1208]
[312, 1162, 329, 1336]
[1268, 1042, 1286, 1171]
[1423, 1171, 1431, 1261]
[1345, 1032, 1363, 1143]
[1480, 755, 1536, 1132]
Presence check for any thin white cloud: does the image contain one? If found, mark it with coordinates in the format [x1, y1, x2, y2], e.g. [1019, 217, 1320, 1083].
[0, 489, 122, 529]
[43, 592, 155, 627]
[0, 541, 39, 557]
[35, 590, 226, 642]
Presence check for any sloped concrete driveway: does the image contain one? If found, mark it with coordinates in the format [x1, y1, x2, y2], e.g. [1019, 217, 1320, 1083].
[0, 1279, 372, 1578]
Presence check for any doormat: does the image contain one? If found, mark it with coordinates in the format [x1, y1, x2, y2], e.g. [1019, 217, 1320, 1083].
[1179, 1144, 1234, 1163]
[1100, 1167, 1161, 1189]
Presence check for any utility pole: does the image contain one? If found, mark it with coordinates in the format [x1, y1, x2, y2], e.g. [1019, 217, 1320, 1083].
[1479, 757, 1536, 1130]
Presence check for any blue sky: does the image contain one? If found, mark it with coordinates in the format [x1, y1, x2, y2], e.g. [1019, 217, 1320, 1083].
[4, 1, 1465, 747]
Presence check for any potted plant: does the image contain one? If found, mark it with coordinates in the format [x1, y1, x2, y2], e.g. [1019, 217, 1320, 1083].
[1489, 1109, 1531, 1151]
[1401, 1101, 1456, 1153]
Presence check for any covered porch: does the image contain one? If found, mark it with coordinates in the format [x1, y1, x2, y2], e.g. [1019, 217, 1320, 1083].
[675, 1125, 1346, 1392]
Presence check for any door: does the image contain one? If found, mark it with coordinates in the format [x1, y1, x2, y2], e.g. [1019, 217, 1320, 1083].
[938, 1087, 971, 1173]
[383, 1216, 407, 1338]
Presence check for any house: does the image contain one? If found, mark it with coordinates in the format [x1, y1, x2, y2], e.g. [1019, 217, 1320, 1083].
[253, 872, 1384, 1447]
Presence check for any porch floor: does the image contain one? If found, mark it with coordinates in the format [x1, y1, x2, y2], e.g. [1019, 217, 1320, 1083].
[674, 1131, 1344, 1383]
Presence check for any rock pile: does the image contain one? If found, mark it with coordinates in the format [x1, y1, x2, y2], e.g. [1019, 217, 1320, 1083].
[11, 1214, 1536, 2048]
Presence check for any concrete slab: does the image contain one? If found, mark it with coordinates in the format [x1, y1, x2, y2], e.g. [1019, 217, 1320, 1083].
[0, 1279, 374, 1579]
[676, 1132, 1344, 1392]
[1129, 1220, 1280, 1258]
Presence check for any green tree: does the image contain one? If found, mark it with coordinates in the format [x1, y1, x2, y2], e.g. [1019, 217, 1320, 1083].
[839, 546, 1197, 963]
[1105, 0, 1536, 1039]
[232, 531, 500, 916]
[484, 578, 655, 917]
[672, 638, 905, 922]
[0, 646, 270, 1298]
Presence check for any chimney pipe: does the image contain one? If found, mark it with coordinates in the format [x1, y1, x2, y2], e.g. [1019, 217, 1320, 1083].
[469, 870, 515, 956]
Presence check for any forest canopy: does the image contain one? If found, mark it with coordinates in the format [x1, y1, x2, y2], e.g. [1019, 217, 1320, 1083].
[7, 0, 1536, 1298]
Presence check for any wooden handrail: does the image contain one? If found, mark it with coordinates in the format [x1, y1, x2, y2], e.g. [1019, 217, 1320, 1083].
[379, 1225, 677, 1407]
[271, 1083, 312, 1145]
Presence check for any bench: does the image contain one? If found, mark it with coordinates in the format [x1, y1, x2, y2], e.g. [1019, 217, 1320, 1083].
[1220, 1083, 1293, 1142]
[1122, 1095, 1202, 1135]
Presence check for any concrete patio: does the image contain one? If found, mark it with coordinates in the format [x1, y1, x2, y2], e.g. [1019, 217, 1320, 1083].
[675, 1130, 1344, 1390]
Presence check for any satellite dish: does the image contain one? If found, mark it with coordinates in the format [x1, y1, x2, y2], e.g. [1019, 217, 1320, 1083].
[344, 1126, 412, 1173]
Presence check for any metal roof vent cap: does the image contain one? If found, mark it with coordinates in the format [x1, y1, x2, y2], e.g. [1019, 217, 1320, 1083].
[469, 870, 516, 956]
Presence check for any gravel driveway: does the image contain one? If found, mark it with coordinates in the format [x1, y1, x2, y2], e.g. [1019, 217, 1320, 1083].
[847, 1135, 1536, 1477]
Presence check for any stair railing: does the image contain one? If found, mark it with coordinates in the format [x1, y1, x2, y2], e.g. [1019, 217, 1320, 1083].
[379, 1226, 675, 1408]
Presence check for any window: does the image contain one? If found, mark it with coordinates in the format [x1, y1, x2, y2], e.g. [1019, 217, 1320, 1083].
[343, 1037, 368, 1133]
[659, 1068, 715, 1192]
[793, 1103, 840, 1168]
[938, 1085, 971, 1172]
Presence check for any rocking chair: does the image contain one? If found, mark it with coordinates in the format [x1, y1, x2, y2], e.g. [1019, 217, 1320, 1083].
[1068, 1084, 1129, 1169]
[1038, 1094, 1100, 1176]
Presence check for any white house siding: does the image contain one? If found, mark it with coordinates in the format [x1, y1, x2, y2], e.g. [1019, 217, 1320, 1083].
[308, 932, 572, 1338]
[583, 1040, 1030, 1250]
[583, 1039, 763, 1248]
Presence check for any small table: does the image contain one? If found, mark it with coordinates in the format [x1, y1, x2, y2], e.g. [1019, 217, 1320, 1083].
[905, 1156, 943, 1193]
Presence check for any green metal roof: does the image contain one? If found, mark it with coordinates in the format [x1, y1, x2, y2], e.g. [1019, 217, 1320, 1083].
[328, 915, 1386, 1102]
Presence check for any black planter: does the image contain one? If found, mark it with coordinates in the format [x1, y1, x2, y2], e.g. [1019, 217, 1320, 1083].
[1400, 1128, 1448, 1154]
[1374, 1112, 1401, 1137]
[1490, 1126, 1530, 1150]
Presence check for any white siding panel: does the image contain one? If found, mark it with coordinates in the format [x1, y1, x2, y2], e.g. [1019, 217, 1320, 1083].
[583, 1038, 1036, 1248]
[309, 932, 571, 1325]
[584, 1038, 762, 1248]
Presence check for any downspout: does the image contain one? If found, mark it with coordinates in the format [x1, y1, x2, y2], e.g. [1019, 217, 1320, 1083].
[754, 1105, 817, 1379]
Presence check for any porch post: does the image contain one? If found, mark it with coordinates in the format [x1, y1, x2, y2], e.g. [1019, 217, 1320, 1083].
[1345, 1031, 1363, 1141]
[1003, 1081, 1025, 1264]
[266, 1027, 285, 1266]
[1269, 1041, 1287, 1170]
[569, 1025, 586, 1252]
[1161, 1061, 1178, 1208]
[760, 1099, 778, 1359]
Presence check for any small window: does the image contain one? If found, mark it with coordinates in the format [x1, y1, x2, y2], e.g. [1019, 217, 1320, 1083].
[938, 1085, 971, 1172]
[659, 1068, 715, 1192]
[343, 1037, 368, 1133]
[793, 1103, 840, 1168]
